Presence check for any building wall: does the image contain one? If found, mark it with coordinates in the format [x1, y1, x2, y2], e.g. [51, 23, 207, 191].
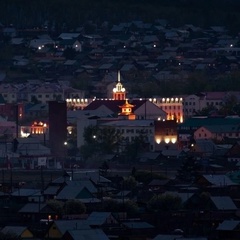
[48, 101, 67, 158]
[194, 127, 215, 140]
[151, 97, 183, 123]
[154, 120, 178, 150]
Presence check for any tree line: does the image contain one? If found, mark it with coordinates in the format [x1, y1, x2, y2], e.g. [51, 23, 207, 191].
[0, 0, 240, 34]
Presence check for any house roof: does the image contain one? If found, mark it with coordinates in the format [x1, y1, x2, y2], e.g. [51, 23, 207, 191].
[11, 188, 40, 197]
[152, 235, 183, 240]
[54, 220, 90, 235]
[201, 124, 240, 133]
[87, 212, 113, 226]
[66, 228, 109, 240]
[179, 117, 240, 129]
[1, 226, 31, 237]
[217, 220, 240, 231]
[58, 33, 80, 39]
[56, 185, 95, 200]
[202, 174, 237, 186]
[18, 203, 47, 213]
[139, 152, 161, 160]
[122, 221, 154, 229]
[60, 39, 79, 45]
[44, 186, 61, 195]
[16, 137, 51, 156]
[66, 171, 111, 184]
[210, 196, 237, 210]
[194, 139, 216, 152]
[100, 119, 154, 127]
[84, 99, 147, 114]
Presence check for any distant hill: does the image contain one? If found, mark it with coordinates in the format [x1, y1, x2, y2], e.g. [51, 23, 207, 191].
[0, 0, 240, 34]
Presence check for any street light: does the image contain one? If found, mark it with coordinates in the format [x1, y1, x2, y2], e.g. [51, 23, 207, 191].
[47, 215, 51, 239]
[63, 141, 67, 169]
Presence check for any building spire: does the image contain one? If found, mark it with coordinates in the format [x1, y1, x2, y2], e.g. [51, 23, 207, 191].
[113, 71, 126, 100]
[118, 70, 121, 82]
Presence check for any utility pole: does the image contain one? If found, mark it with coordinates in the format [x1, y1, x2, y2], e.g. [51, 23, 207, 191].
[15, 104, 19, 138]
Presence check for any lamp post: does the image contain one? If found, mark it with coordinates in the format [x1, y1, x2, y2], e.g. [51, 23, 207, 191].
[63, 141, 67, 169]
[47, 215, 51, 239]
[43, 123, 47, 146]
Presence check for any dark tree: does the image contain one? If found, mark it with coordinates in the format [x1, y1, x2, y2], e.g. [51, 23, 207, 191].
[176, 156, 201, 183]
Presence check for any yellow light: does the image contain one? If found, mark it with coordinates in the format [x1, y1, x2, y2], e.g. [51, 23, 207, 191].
[164, 138, 170, 144]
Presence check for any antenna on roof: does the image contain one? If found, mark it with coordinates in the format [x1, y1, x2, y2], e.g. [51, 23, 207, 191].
[118, 71, 121, 82]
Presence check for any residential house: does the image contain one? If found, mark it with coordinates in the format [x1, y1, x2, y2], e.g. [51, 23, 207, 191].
[196, 174, 238, 192]
[121, 221, 156, 240]
[55, 181, 100, 205]
[58, 33, 81, 40]
[190, 139, 216, 157]
[194, 124, 240, 141]
[27, 84, 64, 104]
[47, 220, 90, 239]
[1, 226, 34, 239]
[87, 211, 119, 228]
[58, 39, 82, 52]
[178, 117, 240, 148]
[225, 141, 240, 162]
[2, 27, 17, 38]
[0, 84, 18, 103]
[18, 202, 56, 222]
[29, 36, 55, 50]
[0, 119, 16, 140]
[11, 189, 42, 203]
[13, 137, 52, 169]
[216, 220, 240, 240]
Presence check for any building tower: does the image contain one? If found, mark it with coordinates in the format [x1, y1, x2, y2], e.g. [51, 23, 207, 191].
[48, 101, 67, 162]
[113, 71, 126, 100]
[119, 99, 136, 120]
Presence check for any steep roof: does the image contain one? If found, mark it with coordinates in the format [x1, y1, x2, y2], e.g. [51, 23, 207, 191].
[179, 117, 240, 129]
[217, 220, 240, 230]
[210, 196, 237, 210]
[1, 226, 32, 237]
[202, 174, 237, 186]
[87, 212, 114, 226]
[66, 228, 109, 240]
[53, 220, 90, 235]
[202, 124, 240, 133]
[122, 221, 154, 229]
[84, 99, 147, 114]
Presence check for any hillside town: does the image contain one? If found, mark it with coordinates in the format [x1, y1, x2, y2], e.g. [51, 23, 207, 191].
[1, 15, 240, 240]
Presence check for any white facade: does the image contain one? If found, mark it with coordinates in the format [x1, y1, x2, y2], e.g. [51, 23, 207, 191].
[99, 120, 155, 151]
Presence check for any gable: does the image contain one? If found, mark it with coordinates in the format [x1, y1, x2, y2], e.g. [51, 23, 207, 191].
[226, 142, 240, 156]
[134, 101, 166, 117]
[76, 187, 94, 199]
